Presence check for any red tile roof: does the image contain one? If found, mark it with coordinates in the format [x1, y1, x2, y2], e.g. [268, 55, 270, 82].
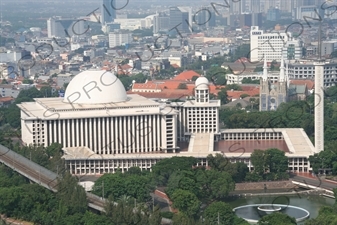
[0, 97, 14, 103]
[173, 70, 200, 81]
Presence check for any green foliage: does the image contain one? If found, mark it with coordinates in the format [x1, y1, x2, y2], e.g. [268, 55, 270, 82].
[203, 202, 236, 225]
[217, 88, 229, 105]
[249, 148, 289, 181]
[258, 212, 296, 225]
[56, 172, 88, 214]
[206, 154, 248, 183]
[171, 189, 201, 218]
[231, 44, 251, 61]
[104, 195, 161, 225]
[15, 87, 44, 103]
[22, 78, 33, 84]
[177, 83, 187, 89]
[93, 169, 154, 202]
[151, 156, 198, 186]
[206, 67, 227, 86]
[242, 77, 260, 84]
[253, 67, 263, 72]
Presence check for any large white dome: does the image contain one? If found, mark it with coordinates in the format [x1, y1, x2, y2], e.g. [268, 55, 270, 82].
[195, 76, 209, 89]
[63, 70, 127, 104]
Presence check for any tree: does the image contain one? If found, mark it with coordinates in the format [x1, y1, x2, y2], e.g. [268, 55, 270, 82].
[264, 148, 288, 174]
[204, 202, 236, 225]
[171, 189, 201, 218]
[56, 172, 88, 214]
[177, 83, 187, 89]
[250, 150, 266, 176]
[206, 67, 227, 86]
[192, 76, 199, 81]
[151, 157, 198, 186]
[242, 77, 260, 84]
[217, 88, 229, 105]
[258, 212, 296, 225]
[22, 78, 33, 84]
[196, 169, 235, 201]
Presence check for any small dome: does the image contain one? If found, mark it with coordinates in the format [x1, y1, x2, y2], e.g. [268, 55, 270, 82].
[63, 70, 127, 104]
[195, 76, 209, 89]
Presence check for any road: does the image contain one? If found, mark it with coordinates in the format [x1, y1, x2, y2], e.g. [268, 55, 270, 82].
[291, 174, 337, 191]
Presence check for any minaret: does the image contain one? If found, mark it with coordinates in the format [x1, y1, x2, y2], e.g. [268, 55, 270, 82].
[314, 20, 325, 153]
[263, 55, 268, 81]
[279, 56, 285, 82]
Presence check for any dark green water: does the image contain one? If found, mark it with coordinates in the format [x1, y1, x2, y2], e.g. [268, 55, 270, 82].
[226, 194, 335, 223]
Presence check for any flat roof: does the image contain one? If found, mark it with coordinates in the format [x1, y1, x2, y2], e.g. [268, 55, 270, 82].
[62, 128, 315, 160]
[18, 94, 179, 119]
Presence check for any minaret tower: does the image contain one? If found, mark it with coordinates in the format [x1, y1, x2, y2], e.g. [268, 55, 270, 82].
[195, 76, 210, 104]
[314, 20, 325, 153]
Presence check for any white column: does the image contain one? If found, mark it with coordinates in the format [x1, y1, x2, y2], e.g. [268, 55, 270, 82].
[84, 119, 88, 147]
[136, 116, 140, 153]
[97, 118, 101, 154]
[67, 119, 71, 147]
[114, 117, 118, 153]
[71, 119, 75, 146]
[108, 117, 112, 154]
[48, 121, 52, 145]
[93, 118, 97, 153]
[123, 117, 127, 153]
[127, 116, 131, 153]
[132, 116, 136, 153]
[80, 118, 84, 147]
[157, 115, 160, 150]
[314, 61, 325, 153]
[76, 119, 79, 147]
[118, 117, 123, 152]
[57, 120, 61, 144]
[149, 115, 153, 152]
[140, 116, 144, 153]
[102, 117, 106, 155]
[89, 119, 92, 150]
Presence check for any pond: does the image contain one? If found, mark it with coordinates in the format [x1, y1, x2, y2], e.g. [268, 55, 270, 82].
[226, 194, 335, 224]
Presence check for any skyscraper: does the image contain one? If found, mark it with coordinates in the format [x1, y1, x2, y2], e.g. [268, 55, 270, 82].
[169, 7, 191, 34]
[101, 0, 116, 24]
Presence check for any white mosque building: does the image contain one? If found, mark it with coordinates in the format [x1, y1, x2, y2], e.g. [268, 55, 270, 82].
[18, 70, 317, 175]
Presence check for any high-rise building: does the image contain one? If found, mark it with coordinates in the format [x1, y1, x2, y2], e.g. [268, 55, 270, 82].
[250, 26, 289, 62]
[108, 31, 132, 48]
[195, 7, 216, 28]
[101, 0, 116, 24]
[169, 7, 191, 35]
[267, 8, 281, 21]
[282, 38, 303, 60]
[47, 17, 85, 38]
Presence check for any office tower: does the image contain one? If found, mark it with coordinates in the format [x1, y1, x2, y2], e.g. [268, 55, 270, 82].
[169, 7, 190, 34]
[101, 0, 116, 24]
[47, 17, 85, 38]
[250, 26, 289, 62]
[195, 7, 216, 28]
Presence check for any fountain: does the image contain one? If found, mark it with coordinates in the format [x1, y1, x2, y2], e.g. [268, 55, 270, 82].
[233, 204, 310, 224]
